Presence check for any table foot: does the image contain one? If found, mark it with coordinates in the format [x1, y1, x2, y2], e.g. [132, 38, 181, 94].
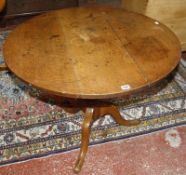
[74, 108, 94, 174]
[74, 106, 141, 173]
[103, 106, 141, 126]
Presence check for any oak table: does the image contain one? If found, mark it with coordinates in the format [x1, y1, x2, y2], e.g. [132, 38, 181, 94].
[2, 7, 181, 173]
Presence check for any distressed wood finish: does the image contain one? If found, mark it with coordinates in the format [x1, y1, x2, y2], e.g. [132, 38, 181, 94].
[3, 7, 181, 173]
[3, 7, 181, 99]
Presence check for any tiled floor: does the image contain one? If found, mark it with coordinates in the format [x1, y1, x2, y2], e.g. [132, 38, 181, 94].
[0, 125, 185, 175]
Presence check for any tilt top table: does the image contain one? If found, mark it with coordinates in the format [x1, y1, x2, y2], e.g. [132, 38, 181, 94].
[2, 7, 181, 173]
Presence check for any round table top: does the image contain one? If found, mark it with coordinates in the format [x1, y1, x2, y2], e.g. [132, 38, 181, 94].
[3, 7, 181, 99]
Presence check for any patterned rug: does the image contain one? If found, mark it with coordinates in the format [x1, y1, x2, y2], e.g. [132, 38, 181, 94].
[0, 30, 186, 166]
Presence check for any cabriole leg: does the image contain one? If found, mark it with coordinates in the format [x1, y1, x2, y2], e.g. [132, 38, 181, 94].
[74, 108, 94, 173]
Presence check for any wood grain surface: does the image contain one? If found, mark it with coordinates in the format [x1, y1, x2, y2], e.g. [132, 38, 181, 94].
[3, 7, 181, 99]
[0, 0, 5, 12]
[122, 0, 186, 51]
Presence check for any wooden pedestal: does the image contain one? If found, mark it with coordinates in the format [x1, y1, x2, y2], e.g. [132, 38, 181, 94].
[64, 106, 140, 173]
